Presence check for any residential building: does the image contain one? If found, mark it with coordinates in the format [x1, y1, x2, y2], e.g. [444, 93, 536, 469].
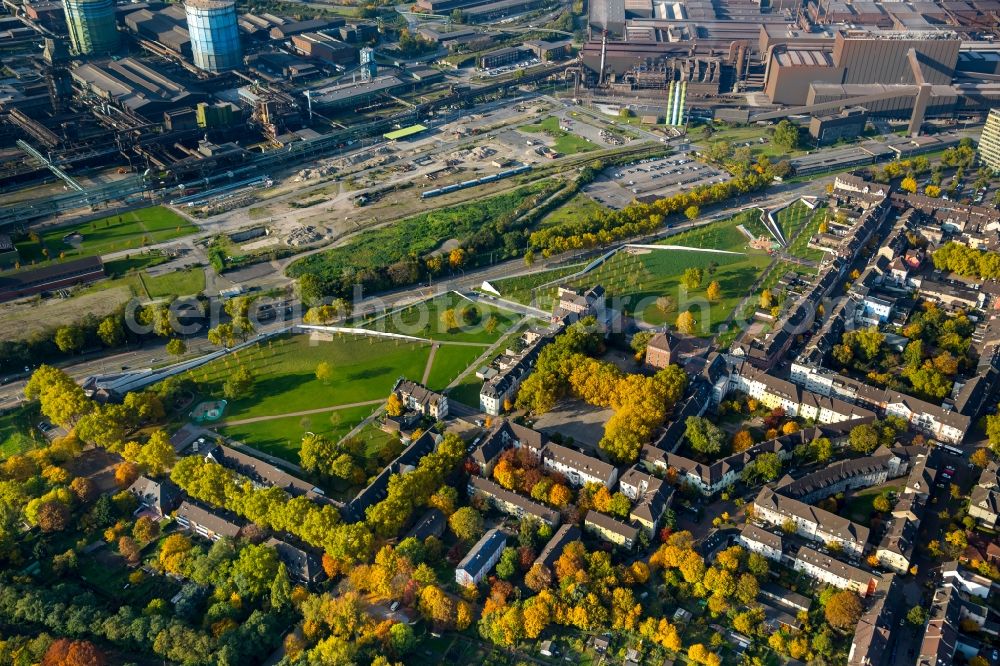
[875, 509, 920, 573]
[642, 424, 839, 496]
[404, 508, 447, 541]
[533, 524, 581, 572]
[583, 510, 638, 550]
[618, 466, 673, 535]
[759, 583, 810, 613]
[793, 546, 879, 596]
[204, 443, 327, 502]
[345, 431, 438, 522]
[392, 378, 449, 419]
[456, 528, 507, 586]
[266, 537, 324, 584]
[738, 523, 784, 562]
[470, 420, 545, 476]
[127, 476, 181, 517]
[753, 486, 870, 556]
[941, 561, 994, 599]
[480, 326, 559, 415]
[968, 462, 999, 529]
[918, 584, 961, 666]
[542, 443, 618, 488]
[731, 365, 877, 425]
[978, 108, 1000, 172]
[789, 364, 970, 444]
[468, 477, 561, 527]
[644, 329, 677, 370]
[848, 574, 899, 666]
[175, 501, 243, 541]
[776, 446, 907, 503]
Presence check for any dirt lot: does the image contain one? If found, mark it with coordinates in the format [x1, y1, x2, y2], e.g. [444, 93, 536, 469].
[0, 285, 132, 340]
[529, 398, 613, 451]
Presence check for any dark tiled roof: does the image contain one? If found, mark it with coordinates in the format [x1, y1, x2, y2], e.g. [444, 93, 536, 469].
[176, 501, 243, 538]
[457, 528, 507, 579]
[533, 524, 581, 571]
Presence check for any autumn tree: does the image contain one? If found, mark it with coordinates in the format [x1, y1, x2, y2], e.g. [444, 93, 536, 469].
[386, 393, 404, 417]
[706, 280, 722, 302]
[732, 430, 754, 453]
[37, 501, 69, 532]
[676, 311, 696, 335]
[119, 535, 141, 565]
[315, 361, 334, 383]
[134, 515, 160, 543]
[54, 326, 85, 354]
[825, 590, 862, 630]
[42, 639, 107, 666]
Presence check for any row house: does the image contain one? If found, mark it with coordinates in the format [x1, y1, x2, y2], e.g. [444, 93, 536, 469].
[730, 365, 877, 425]
[789, 364, 970, 444]
[175, 501, 243, 542]
[793, 546, 879, 597]
[532, 524, 581, 572]
[542, 442, 618, 489]
[468, 476, 561, 527]
[345, 431, 439, 522]
[848, 574, 899, 666]
[641, 426, 825, 496]
[480, 326, 560, 416]
[583, 510, 639, 550]
[775, 445, 907, 503]
[204, 443, 328, 502]
[470, 419, 546, 477]
[738, 523, 785, 563]
[754, 486, 870, 557]
[969, 462, 1000, 529]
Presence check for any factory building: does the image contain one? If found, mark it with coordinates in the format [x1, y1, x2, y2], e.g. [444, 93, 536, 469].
[71, 58, 206, 116]
[764, 29, 961, 105]
[185, 0, 242, 72]
[64, 0, 119, 55]
[124, 4, 192, 59]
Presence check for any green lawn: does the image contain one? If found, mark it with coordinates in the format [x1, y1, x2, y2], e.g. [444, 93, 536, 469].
[425, 344, 485, 391]
[666, 209, 763, 252]
[142, 268, 206, 298]
[538, 193, 607, 229]
[78, 551, 179, 607]
[842, 484, 902, 523]
[218, 403, 382, 465]
[551, 247, 768, 332]
[696, 123, 802, 160]
[361, 292, 521, 344]
[774, 200, 816, 242]
[0, 404, 44, 460]
[14, 206, 196, 265]
[181, 333, 431, 422]
[488, 264, 586, 304]
[520, 116, 600, 155]
[786, 206, 830, 262]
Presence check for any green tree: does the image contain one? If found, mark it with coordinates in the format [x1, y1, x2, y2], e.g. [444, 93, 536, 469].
[270, 562, 292, 611]
[448, 507, 484, 543]
[773, 120, 800, 151]
[495, 547, 518, 580]
[682, 267, 704, 290]
[223, 366, 255, 400]
[685, 416, 725, 456]
[54, 326, 85, 354]
[97, 316, 124, 347]
[907, 605, 927, 626]
[165, 338, 186, 357]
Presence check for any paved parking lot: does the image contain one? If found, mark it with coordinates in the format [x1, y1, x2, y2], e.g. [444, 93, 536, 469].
[584, 155, 730, 209]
